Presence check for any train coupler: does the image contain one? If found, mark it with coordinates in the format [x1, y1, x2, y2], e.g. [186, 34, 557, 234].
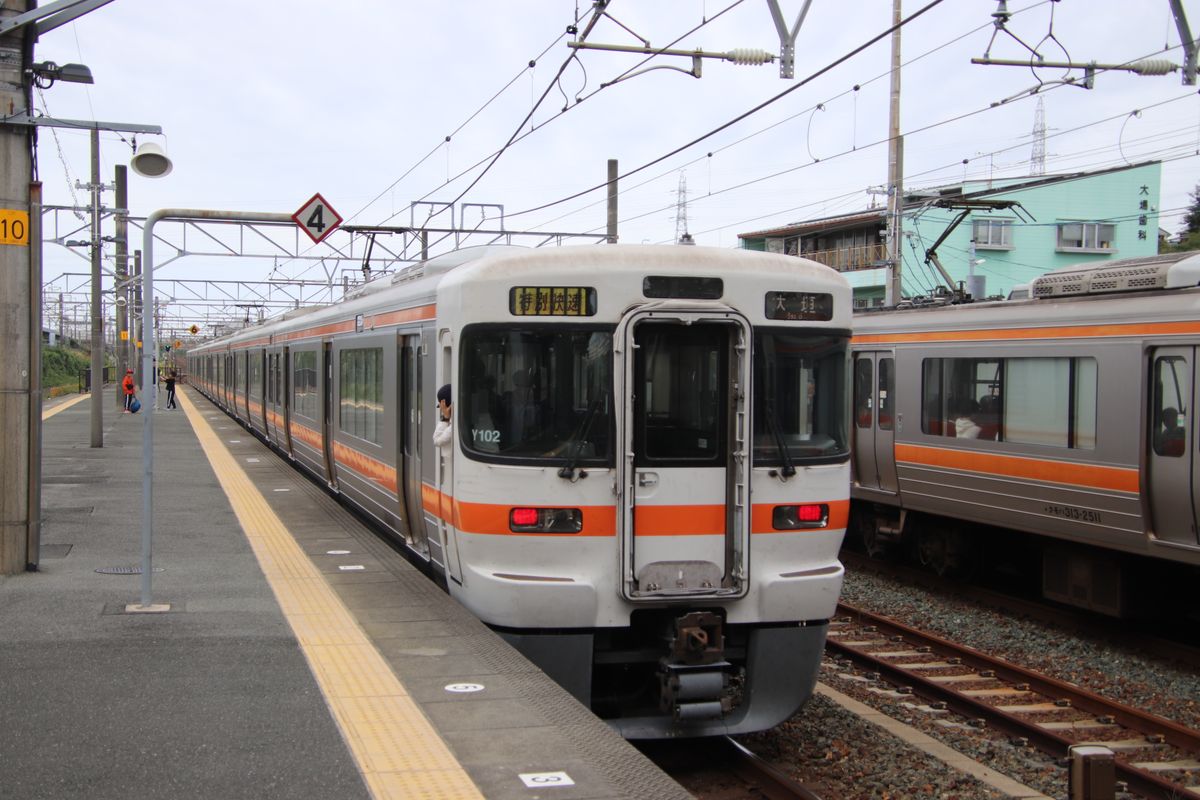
[659, 611, 732, 720]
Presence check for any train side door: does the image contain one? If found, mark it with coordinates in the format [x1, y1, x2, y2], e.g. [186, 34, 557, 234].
[283, 347, 294, 455]
[617, 311, 750, 600]
[852, 352, 897, 494]
[322, 342, 337, 489]
[398, 334, 429, 556]
[1148, 346, 1198, 546]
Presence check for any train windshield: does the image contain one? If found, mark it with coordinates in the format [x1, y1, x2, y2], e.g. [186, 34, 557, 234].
[753, 331, 849, 464]
[460, 326, 613, 464]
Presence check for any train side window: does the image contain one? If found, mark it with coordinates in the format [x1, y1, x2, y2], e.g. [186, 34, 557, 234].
[1005, 357, 1096, 449]
[920, 358, 999, 438]
[854, 358, 872, 429]
[293, 350, 318, 420]
[1005, 358, 1070, 447]
[249, 352, 262, 400]
[921, 360, 946, 436]
[1073, 358, 1098, 450]
[1153, 356, 1188, 458]
[339, 347, 384, 445]
[878, 358, 894, 431]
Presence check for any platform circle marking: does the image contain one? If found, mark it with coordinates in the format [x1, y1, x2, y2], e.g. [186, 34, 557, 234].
[325, 549, 352, 555]
[444, 682, 485, 694]
[519, 771, 575, 788]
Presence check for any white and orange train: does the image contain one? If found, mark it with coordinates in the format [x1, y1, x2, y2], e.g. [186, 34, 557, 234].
[188, 244, 852, 738]
[850, 252, 1200, 617]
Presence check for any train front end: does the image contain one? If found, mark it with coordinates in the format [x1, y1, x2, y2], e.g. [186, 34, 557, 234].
[435, 245, 850, 737]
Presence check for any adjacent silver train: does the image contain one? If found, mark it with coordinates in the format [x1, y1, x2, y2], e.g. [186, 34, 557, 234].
[188, 244, 852, 738]
[849, 252, 1200, 617]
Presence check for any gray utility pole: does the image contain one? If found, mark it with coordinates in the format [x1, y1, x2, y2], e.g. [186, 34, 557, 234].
[133, 250, 142, 385]
[607, 159, 618, 244]
[885, 0, 904, 306]
[89, 127, 103, 446]
[114, 164, 128, 410]
[0, 0, 35, 575]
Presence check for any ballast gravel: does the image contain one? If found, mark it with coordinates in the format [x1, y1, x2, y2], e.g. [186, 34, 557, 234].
[733, 568, 1199, 799]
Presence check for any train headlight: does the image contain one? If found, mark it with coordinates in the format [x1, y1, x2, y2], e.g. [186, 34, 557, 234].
[772, 504, 829, 530]
[509, 507, 583, 534]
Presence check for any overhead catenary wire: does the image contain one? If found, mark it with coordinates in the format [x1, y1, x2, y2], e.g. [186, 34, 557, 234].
[533, 24, 1192, 243]
[532, 0, 1052, 232]
[273, 6, 587, 282]
[382, 0, 751, 246]
[506, 0, 950, 221]
[650, 88, 1197, 242]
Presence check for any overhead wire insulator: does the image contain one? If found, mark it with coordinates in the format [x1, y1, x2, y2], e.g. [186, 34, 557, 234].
[1128, 59, 1178, 76]
[723, 48, 774, 66]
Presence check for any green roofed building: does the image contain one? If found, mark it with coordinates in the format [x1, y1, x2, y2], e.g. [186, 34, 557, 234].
[737, 160, 1162, 307]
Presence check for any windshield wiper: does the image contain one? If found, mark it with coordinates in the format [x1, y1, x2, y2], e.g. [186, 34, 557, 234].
[765, 402, 796, 478]
[558, 397, 604, 480]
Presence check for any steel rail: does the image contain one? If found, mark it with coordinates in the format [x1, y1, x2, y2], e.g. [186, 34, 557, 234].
[831, 602, 1200, 799]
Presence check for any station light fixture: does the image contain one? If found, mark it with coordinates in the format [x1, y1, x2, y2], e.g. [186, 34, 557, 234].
[27, 60, 94, 88]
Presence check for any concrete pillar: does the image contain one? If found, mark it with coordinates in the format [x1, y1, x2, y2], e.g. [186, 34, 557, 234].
[0, 0, 34, 574]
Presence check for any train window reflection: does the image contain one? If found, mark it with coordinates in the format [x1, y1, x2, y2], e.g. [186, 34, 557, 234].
[753, 332, 849, 464]
[461, 327, 613, 464]
[636, 325, 726, 464]
[293, 350, 318, 420]
[921, 356, 1096, 449]
[339, 347, 384, 445]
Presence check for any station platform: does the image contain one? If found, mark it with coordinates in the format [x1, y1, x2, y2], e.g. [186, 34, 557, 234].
[0, 387, 691, 800]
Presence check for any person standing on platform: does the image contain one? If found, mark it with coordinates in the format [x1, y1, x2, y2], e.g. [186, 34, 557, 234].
[164, 371, 177, 409]
[121, 368, 137, 413]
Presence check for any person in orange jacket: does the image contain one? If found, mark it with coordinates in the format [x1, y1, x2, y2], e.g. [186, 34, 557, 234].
[121, 368, 137, 413]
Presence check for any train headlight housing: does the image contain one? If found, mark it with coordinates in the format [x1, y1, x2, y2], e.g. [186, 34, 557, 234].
[509, 507, 583, 534]
[772, 504, 829, 530]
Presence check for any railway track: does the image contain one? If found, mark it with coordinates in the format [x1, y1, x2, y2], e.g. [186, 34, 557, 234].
[829, 602, 1200, 799]
[640, 736, 824, 799]
[840, 549, 1200, 668]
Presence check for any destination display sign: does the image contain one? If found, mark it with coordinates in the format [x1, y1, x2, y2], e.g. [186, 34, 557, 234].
[509, 286, 596, 317]
[764, 291, 833, 321]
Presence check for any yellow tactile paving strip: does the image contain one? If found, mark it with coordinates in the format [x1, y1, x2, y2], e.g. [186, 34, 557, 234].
[179, 387, 484, 800]
[41, 392, 90, 420]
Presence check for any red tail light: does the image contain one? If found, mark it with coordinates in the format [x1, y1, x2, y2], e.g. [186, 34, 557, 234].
[772, 504, 829, 530]
[797, 504, 824, 522]
[508, 507, 584, 533]
[511, 508, 539, 526]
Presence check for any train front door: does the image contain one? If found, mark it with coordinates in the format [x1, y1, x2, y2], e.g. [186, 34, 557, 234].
[852, 352, 898, 494]
[617, 311, 750, 600]
[1148, 346, 1199, 547]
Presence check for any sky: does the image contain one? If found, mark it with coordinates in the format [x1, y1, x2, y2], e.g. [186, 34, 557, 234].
[31, 0, 1200, 332]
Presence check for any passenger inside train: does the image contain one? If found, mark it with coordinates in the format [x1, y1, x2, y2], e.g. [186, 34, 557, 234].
[1154, 406, 1186, 457]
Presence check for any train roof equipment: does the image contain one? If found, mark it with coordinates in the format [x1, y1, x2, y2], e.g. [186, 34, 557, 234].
[1029, 251, 1200, 299]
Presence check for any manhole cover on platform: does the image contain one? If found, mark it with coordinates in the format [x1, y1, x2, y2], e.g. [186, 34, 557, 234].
[95, 565, 164, 575]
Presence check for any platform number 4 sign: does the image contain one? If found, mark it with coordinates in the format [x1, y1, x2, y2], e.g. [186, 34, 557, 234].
[292, 193, 343, 244]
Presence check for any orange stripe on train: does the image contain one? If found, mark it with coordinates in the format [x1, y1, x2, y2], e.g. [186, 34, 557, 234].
[419, 489, 848, 536]
[332, 440, 398, 495]
[895, 443, 1139, 494]
[853, 319, 1200, 346]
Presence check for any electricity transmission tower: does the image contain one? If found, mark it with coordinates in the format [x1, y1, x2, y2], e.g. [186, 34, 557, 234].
[674, 173, 690, 244]
[1031, 97, 1047, 176]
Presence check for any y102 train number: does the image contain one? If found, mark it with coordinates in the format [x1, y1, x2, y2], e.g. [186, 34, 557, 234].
[1043, 504, 1102, 523]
